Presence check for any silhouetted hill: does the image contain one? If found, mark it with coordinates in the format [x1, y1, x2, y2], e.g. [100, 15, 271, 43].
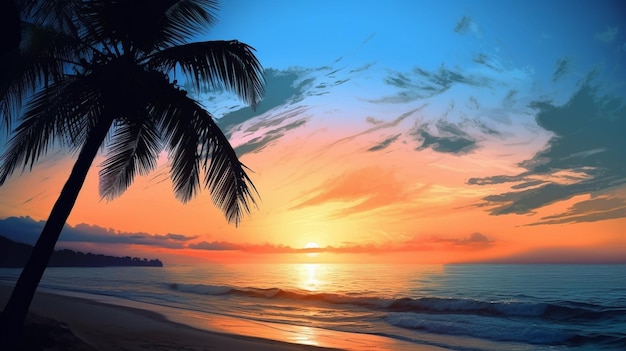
[0, 236, 163, 268]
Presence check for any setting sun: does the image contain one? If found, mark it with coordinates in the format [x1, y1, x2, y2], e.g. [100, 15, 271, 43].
[304, 242, 320, 249]
[304, 242, 320, 258]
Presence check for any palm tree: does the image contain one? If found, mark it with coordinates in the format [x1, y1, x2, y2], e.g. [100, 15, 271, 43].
[0, 0, 264, 347]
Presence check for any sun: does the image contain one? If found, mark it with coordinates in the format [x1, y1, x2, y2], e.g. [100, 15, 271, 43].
[304, 242, 320, 249]
[304, 242, 320, 257]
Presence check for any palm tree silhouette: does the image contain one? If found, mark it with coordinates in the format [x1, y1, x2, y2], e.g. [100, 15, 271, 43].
[0, 0, 264, 347]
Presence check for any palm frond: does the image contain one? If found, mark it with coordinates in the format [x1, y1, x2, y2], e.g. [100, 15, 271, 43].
[147, 40, 265, 108]
[21, 0, 81, 33]
[0, 77, 100, 184]
[162, 0, 219, 46]
[80, 0, 218, 54]
[150, 82, 258, 224]
[201, 119, 259, 225]
[157, 100, 203, 203]
[99, 116, 161, 200]
[1, 21, 83, 127]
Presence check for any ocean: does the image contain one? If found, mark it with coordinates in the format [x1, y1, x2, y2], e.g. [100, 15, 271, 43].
[1, 263, 625, 351]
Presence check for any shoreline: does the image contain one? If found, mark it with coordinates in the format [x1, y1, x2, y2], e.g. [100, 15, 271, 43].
[0, 284, 448, 351]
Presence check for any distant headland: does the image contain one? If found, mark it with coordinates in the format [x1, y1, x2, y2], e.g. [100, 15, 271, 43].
[0, 236, 163, 268]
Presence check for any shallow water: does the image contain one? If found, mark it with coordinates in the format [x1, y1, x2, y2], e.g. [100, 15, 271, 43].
[1, 264, 624, 351]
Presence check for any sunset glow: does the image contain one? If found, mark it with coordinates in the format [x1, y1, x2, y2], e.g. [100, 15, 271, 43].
[0, 0, 624, 267]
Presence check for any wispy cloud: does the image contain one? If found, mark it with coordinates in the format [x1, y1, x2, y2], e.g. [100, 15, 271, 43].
[367, 134, 401, 152]
[234, 118, 308, 156]
[289, 166, 409, 217]
[527, 196, 626, 226]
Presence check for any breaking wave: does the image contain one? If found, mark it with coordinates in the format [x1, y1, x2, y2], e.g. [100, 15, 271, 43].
[165, 282, 625, 322]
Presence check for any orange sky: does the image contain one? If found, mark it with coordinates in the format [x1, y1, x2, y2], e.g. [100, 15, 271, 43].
[1, 113, 624, 265]
[1, 1, 625, 265]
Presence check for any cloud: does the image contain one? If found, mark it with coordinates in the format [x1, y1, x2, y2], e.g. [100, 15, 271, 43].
[234, 117, 308, 156]
[369, 64, 494, 104]
[367, 134, 401, 152]
[328, 106, 424, 148]
[189, 233, 493, 254]
[469, 76, 626, 222]
[595, 26, 618, 43]
[0, 216, 45, 244]
[454, 15, 481, 37]
[404, 232, 493, 250]
[0, 216, 196, 248]
[214, 69, 303, 133]
[413, 120, 478, 154]
[1, 216, 493, 255]
[552, 57, 572, 82]
[527, 196, 626, 226]
[365, 116, 385, 125]
[477, 245, 626, 264]
[188, 241, 243, 251]
[289, 167, 409, 217]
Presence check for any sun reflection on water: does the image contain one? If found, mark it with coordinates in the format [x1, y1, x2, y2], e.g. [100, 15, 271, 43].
[302, 263, 320, 291]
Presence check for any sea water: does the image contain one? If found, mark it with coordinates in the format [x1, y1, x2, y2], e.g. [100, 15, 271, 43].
[1, 264, 624, 351]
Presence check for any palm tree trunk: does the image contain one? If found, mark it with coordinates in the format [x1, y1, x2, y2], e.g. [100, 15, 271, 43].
[0, 116, 114, 349]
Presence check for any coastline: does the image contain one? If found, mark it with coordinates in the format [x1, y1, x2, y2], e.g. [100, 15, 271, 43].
[0, 284, 448, 351]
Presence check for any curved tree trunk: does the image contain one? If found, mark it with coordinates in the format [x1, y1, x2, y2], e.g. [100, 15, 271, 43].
[0, 116, 114, 349]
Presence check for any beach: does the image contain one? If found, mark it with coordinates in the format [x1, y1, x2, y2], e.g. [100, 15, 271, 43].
[1, 285, 339, 351]
[1, 264, 624, 351]
[1, 284, 449, 351]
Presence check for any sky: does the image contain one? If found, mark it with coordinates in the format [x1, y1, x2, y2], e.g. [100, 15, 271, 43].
[1, 0, 625, 264]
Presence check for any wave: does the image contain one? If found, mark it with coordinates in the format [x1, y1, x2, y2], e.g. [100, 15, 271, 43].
[385, 312, 626, 348]
[166, 283, 625, 322]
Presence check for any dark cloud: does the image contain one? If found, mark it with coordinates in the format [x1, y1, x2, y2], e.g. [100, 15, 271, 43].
[413, 120, 478, 154]
[349, 61, 376, 74]
[0, 216, 196, 248]
[468, 174, 525, 186]
[472, 53, 503, 72]
[188, 241, 243, 251]
[21, 191, 45, 205]
[365, 116, 385, 125]
[527, 196, 626, 226]
[215, 69, 302, 133]
[476, 245, 626, 264]
[511, 180, 546, 189]
[0, 216, 44, 244]
[328, 107, 424, 148]
[552, 57, 572, 82]
[475, 119, 502, 136]
[454, 15, 473, 35]
[189, 241, 300, 253]
[234, 118, 307, 156]
[405, 232, 493, 250]
[469, 77, 626, 222]
[367, 134, 401, 152]
[370, 65, 494, 104]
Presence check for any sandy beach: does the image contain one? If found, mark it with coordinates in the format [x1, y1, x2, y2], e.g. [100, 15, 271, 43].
[0, 285, 342, 351]
[0, 285, 449, 351]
